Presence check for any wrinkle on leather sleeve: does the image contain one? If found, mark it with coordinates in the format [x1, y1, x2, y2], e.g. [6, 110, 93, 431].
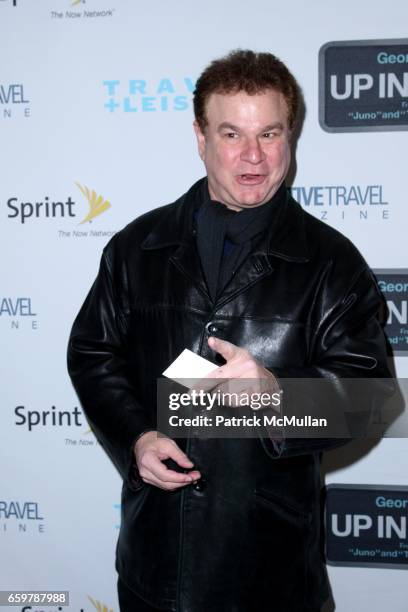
[260, 265, 395, 459]
[67, 248, 154, 489]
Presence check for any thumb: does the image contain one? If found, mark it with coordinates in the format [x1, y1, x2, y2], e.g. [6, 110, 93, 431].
[208, 336, 240, 362]
[168, 441, 194, 469]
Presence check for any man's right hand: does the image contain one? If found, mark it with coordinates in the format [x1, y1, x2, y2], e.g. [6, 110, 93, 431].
[134, 431, 201, 491]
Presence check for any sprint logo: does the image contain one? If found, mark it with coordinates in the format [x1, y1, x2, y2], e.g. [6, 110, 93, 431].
[88, 596, 115, 612]
[76, 182, 111, 224]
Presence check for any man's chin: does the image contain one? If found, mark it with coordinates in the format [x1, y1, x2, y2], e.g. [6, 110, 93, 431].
[214, 185, 271, 210]
[233, 191, 270, 209]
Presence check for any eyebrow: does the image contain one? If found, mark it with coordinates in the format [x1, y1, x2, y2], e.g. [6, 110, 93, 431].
[217, 121, 284, 132]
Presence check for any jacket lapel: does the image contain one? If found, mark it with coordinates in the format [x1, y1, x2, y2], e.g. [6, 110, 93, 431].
[170, 242, 210, 299]
[214, 250, 274, 307]
[141, 180, 211, 299]
[141, 179, 310, 305]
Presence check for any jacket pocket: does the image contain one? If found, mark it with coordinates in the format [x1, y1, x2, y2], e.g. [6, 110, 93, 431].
[245, 488, 312, 611]
[254, 486, 312, 522]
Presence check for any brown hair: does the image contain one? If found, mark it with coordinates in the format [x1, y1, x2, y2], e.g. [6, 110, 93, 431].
[193, 49, 300, 131]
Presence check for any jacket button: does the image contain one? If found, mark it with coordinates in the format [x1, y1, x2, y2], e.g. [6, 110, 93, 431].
[205, 321, 219, 335]
[193, 478, 207, 493]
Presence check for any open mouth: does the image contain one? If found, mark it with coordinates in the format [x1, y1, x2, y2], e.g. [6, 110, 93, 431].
[236, 174, 266, 185]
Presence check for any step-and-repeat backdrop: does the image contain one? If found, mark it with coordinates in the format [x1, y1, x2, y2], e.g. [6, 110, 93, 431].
[1, 1, 407, 611]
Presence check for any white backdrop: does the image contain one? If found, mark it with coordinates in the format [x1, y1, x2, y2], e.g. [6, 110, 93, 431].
[1, 1, 407, 611]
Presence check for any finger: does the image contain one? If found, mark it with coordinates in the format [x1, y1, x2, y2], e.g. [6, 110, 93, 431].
[210, 379, 257, 407]
[144, 454, 197, 484]
[185, 469, 201, 481]
[143, 475, 195, 491]
[190, 375, 221, 394]
[223, 379, 252, 405]
[151, 437, 195, 469]
[190, 376, 256, 408]
[208, 336, 242, 362]
[162, 440, 195, 469]
[196, 359, 250, 387]
[207, 360, 254, 381]
[148, 465, 202, 488]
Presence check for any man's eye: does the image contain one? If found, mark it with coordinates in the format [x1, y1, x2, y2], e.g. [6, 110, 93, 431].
[225, 132, 238, 138]
[263, 131, 276, 138]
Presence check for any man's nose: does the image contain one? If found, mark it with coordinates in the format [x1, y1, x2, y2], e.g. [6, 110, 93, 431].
[240, 138, 266, 164]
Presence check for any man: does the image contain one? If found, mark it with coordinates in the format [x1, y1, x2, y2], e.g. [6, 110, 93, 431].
[68, 50, 391, 611]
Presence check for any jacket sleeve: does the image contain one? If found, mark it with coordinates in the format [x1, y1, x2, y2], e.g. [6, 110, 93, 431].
[261, 263, 395, 459]
[67, 246, 154, 489]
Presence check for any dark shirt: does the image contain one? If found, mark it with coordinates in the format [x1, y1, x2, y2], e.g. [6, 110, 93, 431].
[195, 179, 287, 301]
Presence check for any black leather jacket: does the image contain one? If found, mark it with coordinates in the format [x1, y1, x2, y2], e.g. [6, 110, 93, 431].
[68, 179, 391, 612]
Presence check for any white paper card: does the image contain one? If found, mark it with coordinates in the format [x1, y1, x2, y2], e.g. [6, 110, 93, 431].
[162, 349, 216, 386]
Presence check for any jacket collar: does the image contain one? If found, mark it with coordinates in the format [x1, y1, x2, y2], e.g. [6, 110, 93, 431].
[141, 177, 310, 263]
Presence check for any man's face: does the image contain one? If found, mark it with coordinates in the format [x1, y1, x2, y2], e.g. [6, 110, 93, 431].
[194, 89, 291, 211]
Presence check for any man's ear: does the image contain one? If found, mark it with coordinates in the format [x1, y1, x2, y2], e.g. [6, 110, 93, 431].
[193, 120, 206, 161]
